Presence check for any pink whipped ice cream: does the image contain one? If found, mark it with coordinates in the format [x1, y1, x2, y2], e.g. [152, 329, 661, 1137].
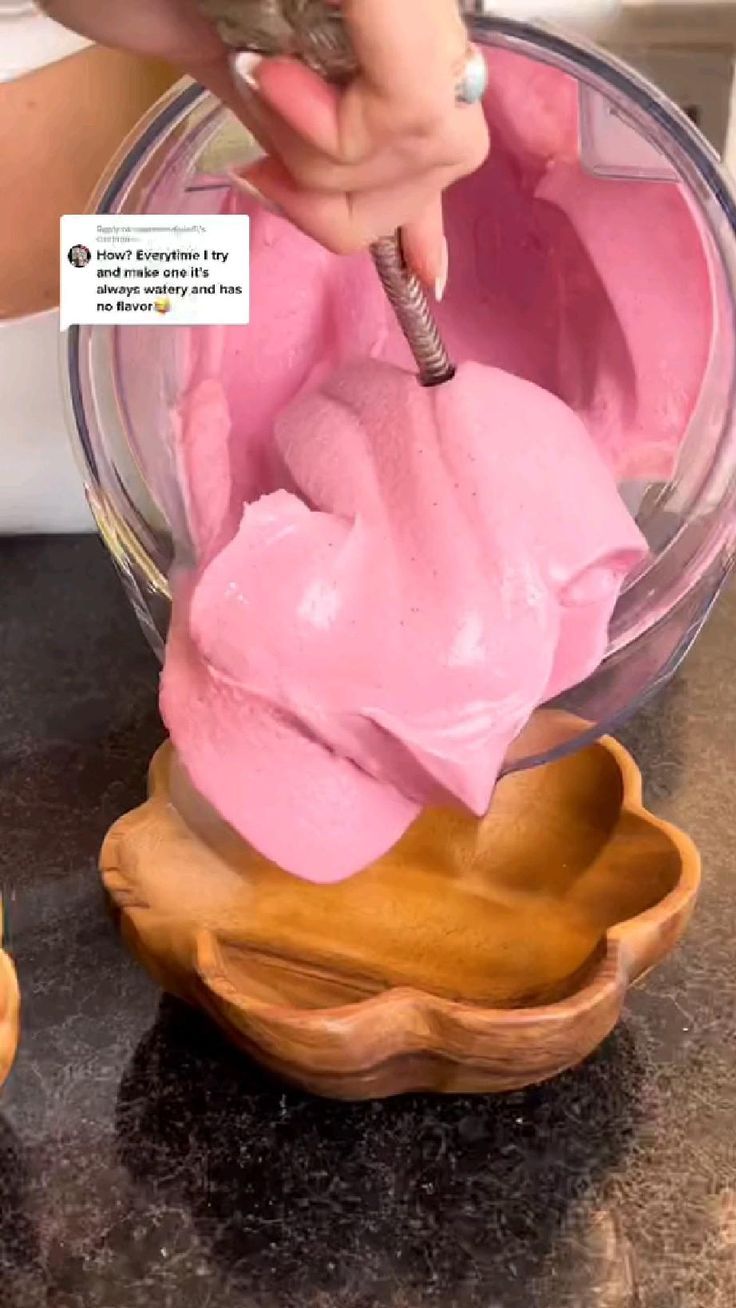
[159, 49, 713, 881]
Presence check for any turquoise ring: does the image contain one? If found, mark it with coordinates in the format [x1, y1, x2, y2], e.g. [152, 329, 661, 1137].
[455, 45, 488, 105]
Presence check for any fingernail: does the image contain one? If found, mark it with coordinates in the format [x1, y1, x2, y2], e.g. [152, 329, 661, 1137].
[231, 51, 264, 93]
[228, 170, 284, 217]
[434, 238, 449, 303]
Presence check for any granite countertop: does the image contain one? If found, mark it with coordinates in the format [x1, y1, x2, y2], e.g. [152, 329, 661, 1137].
[1, 534, 735, 1308]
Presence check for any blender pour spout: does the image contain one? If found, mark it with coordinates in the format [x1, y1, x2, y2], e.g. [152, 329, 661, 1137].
[194, 0, 457, 387]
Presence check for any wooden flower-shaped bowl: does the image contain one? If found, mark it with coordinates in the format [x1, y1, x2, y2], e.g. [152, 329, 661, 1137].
[0, 903, 20, 1088]
[101, 733, 700, 1099]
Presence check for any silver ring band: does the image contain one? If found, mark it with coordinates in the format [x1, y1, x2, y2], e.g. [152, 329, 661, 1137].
[455, 45, 488, 105]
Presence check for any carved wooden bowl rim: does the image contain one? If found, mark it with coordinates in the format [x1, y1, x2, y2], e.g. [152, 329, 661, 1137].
[101, 734, 700, 1095]
[194, 733, 699, 1035]
[0, 903, 20, 1088]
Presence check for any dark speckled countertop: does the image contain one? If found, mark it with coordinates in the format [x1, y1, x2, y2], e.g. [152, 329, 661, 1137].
[1, 535, 736, 1308]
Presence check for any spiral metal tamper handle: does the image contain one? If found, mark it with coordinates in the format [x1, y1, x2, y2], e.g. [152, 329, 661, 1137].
[195, 0, 456, 386]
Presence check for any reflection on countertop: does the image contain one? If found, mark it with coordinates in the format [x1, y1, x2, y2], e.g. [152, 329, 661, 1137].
[1, 535, 735, 1308]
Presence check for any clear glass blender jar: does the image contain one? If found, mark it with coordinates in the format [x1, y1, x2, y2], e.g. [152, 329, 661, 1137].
[65, 15, 736, 774]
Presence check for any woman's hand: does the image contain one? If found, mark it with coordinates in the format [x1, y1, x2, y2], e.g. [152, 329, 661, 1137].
[40, 0, 490, 292]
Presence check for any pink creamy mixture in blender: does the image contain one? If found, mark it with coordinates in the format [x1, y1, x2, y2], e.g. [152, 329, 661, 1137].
[161, 49, 714, 881]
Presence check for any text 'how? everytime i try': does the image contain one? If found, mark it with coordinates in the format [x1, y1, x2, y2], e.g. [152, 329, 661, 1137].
[60, 214, 251, 328]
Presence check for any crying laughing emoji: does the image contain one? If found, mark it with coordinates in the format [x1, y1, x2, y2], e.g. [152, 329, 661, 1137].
[154, 296, 172, 316]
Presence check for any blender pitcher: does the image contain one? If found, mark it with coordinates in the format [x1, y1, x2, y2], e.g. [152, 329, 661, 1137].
[64, 13, 736, 775]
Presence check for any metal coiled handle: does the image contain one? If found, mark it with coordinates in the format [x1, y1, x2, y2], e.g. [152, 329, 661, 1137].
[370, 239, 455, 387]
[195, 0, 456, 386]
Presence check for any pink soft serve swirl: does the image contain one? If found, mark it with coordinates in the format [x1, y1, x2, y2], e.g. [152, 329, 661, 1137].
[158, 49, 712, 881]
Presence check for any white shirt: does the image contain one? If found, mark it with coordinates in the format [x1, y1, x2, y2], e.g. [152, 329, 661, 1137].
[0, 1, 92, 83]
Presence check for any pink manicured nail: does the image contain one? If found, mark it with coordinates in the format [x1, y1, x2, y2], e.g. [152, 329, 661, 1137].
[231, 51, 264, 93]
[434, 238, 449, 303]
